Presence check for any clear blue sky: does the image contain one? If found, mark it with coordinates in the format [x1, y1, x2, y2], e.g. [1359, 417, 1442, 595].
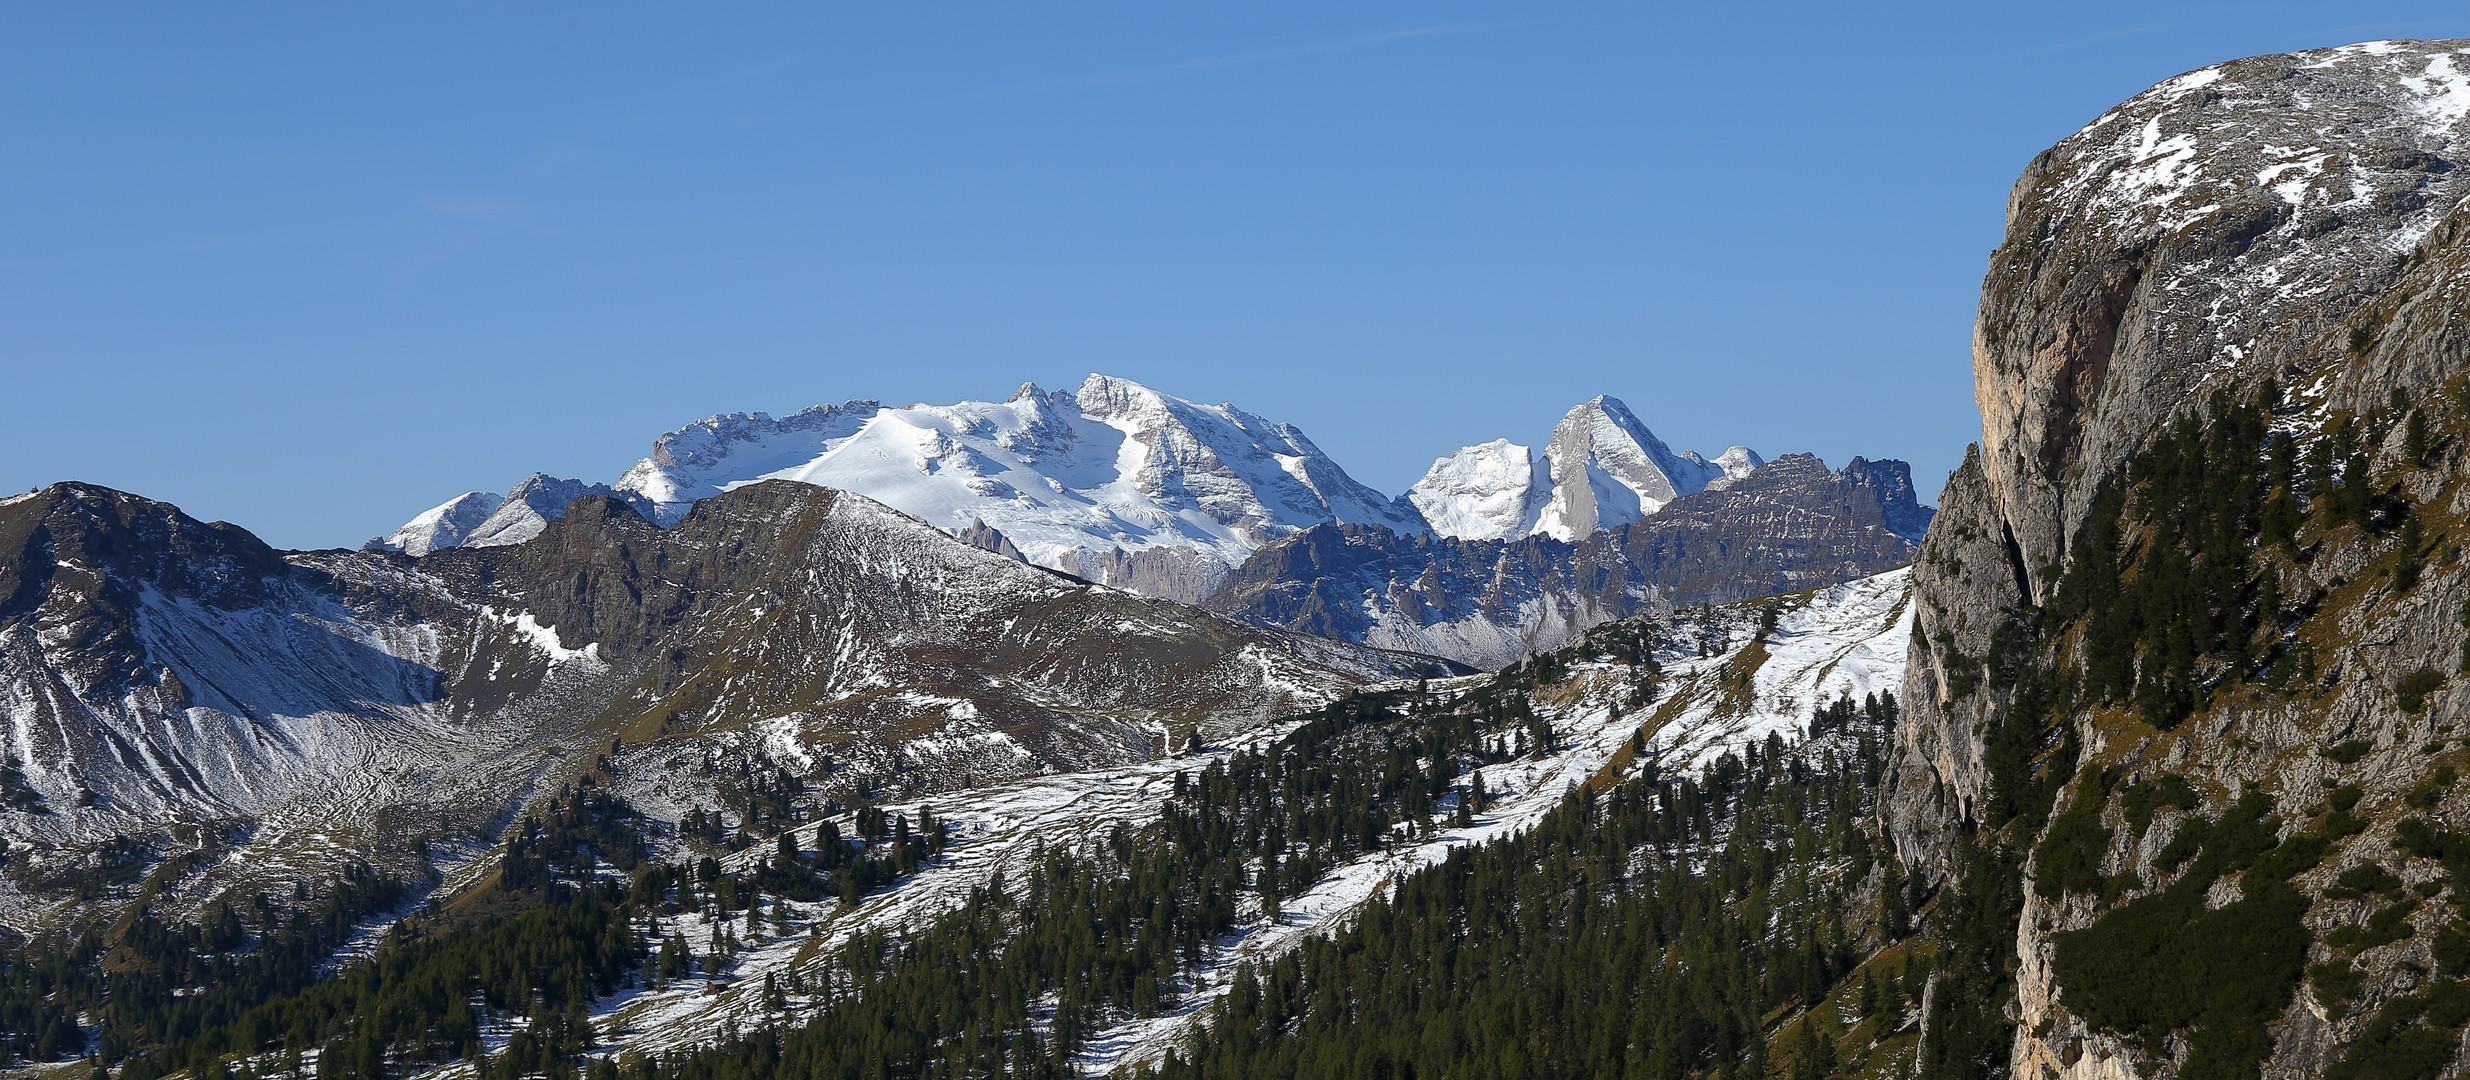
[6, 4, 2466, 549]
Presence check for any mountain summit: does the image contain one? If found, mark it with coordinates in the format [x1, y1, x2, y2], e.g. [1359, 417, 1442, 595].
[381, 375, 1423, 602]
[373, 379, 1901, 620]
[1408, 396, 1761, 542]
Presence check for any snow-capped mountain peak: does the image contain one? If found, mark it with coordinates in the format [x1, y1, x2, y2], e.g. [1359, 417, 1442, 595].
[1405, 439, 1548, 542]
[369, 475, 623, 555]
[1688, 445, 1767, 491]
[464, 474, 623, 548]
[1067, 374, 1415, 541]
[1531, 395, 1707, 541]
[1409, 396, 1762, 543]
[372, 375, 1420, 602]
[378, 379, 1784, 599]
[366, 490, 503, 555]
[615, 401, 881, 526]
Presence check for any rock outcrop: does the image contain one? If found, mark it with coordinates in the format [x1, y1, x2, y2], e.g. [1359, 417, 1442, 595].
[1899, 36, 2470, 870]
[1969, 40, 2470, 600]
[1890, 39, 2470, 1080]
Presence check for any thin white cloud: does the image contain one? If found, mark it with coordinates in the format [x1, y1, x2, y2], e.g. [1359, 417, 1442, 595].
[993, 24, 1493, 95]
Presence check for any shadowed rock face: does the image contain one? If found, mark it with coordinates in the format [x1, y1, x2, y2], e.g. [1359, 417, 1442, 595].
[1879, 447, 2025, 878]
[1203, 454, 1931, 668]
[0, 479, 1444, 926]
[0, 485, 293, 686]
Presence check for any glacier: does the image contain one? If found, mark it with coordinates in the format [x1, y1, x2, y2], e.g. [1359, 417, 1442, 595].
[607, 376, 1416, 603]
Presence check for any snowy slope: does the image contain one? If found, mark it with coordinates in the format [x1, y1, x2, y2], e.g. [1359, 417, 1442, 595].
[369, 377, 1424, 604]
[1410, 396, 1764, 542]
[546, 568, 1912, 1074]
[364, 476, 625, 554]
[368, 491, 503, 555]
[1404, 438, 1548, 540]
[378, 382, 1791, 601]
[460, 474, 623, 548]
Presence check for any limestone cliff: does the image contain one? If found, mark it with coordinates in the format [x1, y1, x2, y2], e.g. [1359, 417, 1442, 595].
[1890, 39, 2470, 1080]
[1970, 41, 2470, 598]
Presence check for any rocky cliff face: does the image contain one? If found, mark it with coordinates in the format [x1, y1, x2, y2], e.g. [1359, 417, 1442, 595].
[1969, 40, 2470, 599]
[0, 481, 1437, 933]
[1207, 453, 1931, 668]
[1891, 39, 2470, 1080]
[1884, 446, 2031, 878]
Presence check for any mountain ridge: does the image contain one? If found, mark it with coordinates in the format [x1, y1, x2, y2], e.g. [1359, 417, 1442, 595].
[1209, 452, 1932, 667]
[0, 478, 1447, 933]
[11, 34, 2470, 1080]
[371, 376, 1904, 609]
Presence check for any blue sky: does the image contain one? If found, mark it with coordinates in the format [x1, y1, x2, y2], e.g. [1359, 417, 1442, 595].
[6, 4, 2468, 549]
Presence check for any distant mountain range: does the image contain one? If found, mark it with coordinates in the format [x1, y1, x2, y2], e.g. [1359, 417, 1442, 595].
[1207, 452, 1931, 667]
[374, 376, 1421, 601]
[371, 374, 1929, 664]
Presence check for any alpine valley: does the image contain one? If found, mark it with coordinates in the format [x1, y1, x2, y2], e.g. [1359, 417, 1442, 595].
[3, 35, 2470, 1080]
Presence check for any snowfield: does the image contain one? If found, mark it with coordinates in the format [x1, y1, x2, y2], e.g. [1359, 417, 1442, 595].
[381, 376, 1423, 604]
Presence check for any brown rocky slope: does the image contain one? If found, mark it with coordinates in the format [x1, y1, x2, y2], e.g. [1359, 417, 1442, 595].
[0, 480, 1444, 938]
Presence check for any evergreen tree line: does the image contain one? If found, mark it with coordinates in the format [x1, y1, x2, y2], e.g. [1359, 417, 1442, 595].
[608, 683, 1543, 1080]
[110, 787, 659, 1080]
[1919, 377, 2470, 1080]
[501, 780, 650, 892]
[0, 864, 409, 1067]
[2049, 382, 2449, 729]
[1132, 727, 1900, 1080]
[612, 679, 1901, 1080]
[38, 769, 969, 1077]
